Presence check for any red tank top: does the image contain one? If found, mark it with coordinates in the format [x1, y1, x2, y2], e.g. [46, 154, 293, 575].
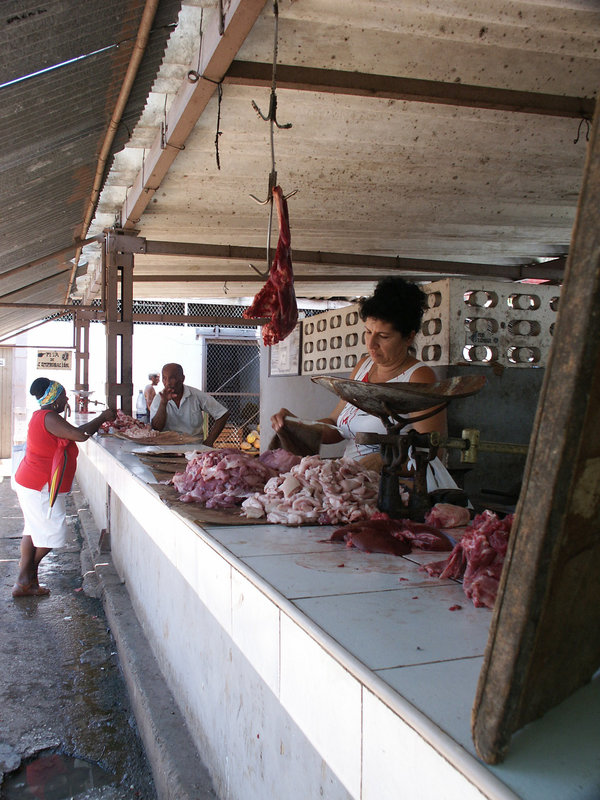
[15, 409, 78, 492]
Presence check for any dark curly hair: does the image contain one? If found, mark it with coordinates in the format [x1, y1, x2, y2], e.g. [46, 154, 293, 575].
[29, 377, 53, 399]
[359, 277, 427, 337]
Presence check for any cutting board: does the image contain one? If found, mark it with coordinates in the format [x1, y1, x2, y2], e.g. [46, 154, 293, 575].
[149, 483, 265, 525]
[112, 431, 204, 445]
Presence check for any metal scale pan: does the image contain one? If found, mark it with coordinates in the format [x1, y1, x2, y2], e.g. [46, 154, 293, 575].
[311, 374, 486, 422]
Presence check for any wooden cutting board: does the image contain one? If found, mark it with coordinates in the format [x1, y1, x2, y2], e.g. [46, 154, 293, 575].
[148, 483, 265, 525]
[112, 431, 204, 445]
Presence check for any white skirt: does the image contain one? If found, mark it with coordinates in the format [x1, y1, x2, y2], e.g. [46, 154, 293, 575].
[14, 483, 68, 549]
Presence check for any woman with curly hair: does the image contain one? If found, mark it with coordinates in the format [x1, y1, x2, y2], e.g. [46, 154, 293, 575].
[271, 276, 457, 490]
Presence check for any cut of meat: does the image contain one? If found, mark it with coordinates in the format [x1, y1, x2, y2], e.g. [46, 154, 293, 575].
[425, 503, 471, 529]
[243, 186, 298, 346]
[328, 514, 452, 556]
[100, 409, 149, 435]
[173, 448, 278, 508]
[421, 510, 513, 609]
[241, 455, 379, 525]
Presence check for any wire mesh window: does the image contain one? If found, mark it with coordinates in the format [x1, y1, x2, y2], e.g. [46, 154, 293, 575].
[205, 339, 261, 451]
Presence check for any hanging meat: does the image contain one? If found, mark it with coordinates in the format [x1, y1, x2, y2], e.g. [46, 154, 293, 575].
[243, 186, 298, 346]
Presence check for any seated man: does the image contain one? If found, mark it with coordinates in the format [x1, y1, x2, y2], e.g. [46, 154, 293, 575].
[150, 363, 229, 446]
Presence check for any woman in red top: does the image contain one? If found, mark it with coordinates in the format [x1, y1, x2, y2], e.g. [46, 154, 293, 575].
[12, 378, 115, 598]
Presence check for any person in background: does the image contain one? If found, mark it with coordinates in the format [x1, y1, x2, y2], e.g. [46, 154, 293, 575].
[144, 372, 160, 412]
[149, 363, 229, 446]
[271, 276, 458, 492]
[12, 378, 116, 598]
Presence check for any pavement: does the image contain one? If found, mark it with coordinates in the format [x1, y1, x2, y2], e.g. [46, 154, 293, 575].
[0, 473, 217, 800]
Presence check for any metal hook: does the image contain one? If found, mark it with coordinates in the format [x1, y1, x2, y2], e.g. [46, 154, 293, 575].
[248, 185, 298, 277]
[248, 262, 270, 279]
[251, 93, 292, 131]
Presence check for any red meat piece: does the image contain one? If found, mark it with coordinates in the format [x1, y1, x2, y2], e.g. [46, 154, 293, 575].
[243, 186, 298, 346]
[420, 510, 514, 609]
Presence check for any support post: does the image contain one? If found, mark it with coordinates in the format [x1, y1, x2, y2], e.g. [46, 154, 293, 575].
[104, 232, 135, 414]
[73, 311, 90, 412]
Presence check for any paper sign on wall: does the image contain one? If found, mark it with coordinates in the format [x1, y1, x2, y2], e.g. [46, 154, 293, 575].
[37, 350, 72, 370]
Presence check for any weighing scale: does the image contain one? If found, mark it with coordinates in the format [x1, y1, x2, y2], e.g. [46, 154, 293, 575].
[312, 374, 488, 521]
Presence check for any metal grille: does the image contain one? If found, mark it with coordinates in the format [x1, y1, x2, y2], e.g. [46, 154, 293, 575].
[205, 339, 261, 450]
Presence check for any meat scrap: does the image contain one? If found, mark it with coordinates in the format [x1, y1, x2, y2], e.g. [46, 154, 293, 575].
[241, 455, 379, 526]
[328, 514, 453, 556]
[421, 510, 514, 609]
[100, 409, 152, 435]
[243, 186, 298, 346]
[172, 448, 293, 509]
[425, 503, 471, 529]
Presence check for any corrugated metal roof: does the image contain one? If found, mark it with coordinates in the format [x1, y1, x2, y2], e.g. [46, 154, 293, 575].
[0, 0, 183, 339]
[1, 0, 599, 336]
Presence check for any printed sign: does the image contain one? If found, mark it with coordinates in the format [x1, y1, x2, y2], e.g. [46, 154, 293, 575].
[37, 350, 72, 370]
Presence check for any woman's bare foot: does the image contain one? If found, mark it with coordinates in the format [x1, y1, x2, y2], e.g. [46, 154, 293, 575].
[12, 582, 51, 597]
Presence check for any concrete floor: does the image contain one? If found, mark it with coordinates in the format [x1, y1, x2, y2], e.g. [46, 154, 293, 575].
[0, 467, 218, 800]
[0, 476, 156, 799]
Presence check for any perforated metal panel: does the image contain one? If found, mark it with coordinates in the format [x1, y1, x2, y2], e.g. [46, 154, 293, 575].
[416, 279, 560, 368]
[301, 279, 561, 374]
[301, 306, 367, 376]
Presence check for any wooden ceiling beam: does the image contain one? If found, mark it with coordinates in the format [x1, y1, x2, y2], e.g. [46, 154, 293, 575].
[119, 0, 268, 231]
[225, 61, 595, 120]
[133, 263, 563, 283]
[138, 239, 565, 281]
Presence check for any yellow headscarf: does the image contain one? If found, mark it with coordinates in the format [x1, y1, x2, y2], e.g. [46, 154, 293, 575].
[39, 381, 64, 407]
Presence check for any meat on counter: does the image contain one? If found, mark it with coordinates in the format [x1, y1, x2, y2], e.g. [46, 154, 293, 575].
[242, 455, 379, 525]
[172, 448, 301, 509]
[421, 510, 513, 609]
[100, 409, 154, 436]
[328, 513, 453, 555]
[425, 503, 471, 529]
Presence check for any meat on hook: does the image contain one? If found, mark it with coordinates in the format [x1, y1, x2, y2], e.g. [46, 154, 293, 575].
[243, 186, 298, 346]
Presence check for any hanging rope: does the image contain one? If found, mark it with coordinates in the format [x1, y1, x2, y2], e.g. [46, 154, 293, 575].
[215, 82, 223, 169]
[249, 0, 295, 277]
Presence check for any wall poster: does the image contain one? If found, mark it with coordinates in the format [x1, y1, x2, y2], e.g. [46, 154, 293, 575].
[268, 324, 302, 377]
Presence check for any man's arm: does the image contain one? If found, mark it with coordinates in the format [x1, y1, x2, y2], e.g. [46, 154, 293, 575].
[150, 393, 169, 430]
[203, 411, 229, 447]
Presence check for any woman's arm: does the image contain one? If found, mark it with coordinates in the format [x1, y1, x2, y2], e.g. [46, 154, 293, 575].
[408, 365, 447, 436]
[271, 358, 368, 446]
[44, 409, 116, 441]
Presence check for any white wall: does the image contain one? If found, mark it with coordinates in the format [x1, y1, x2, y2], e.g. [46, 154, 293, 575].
[10, 320, 219, 420]
[258, 342, 346, 457]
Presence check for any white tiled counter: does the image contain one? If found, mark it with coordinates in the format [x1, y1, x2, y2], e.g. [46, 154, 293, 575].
[76, 435, 600, 800]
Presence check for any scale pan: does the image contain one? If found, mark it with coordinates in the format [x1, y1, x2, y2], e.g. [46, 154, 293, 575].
[312, 375, 486, 417]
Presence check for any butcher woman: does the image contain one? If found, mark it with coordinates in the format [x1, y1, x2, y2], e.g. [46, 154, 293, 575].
[271, 276, 457, 491]
[12, 378, 115, 598]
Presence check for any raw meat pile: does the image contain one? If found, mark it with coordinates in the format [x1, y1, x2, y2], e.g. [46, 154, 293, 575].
[172, 448, 301, 509]
[243, 185, 298, 346]
[421, 510, 514, 609]
[100, 409, 154, 436]
[328, 512, 453, 555]
[241, 455, 379, 525]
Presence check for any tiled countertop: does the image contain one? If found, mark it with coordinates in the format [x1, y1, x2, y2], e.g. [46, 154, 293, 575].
[93, 434, 600, 800]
